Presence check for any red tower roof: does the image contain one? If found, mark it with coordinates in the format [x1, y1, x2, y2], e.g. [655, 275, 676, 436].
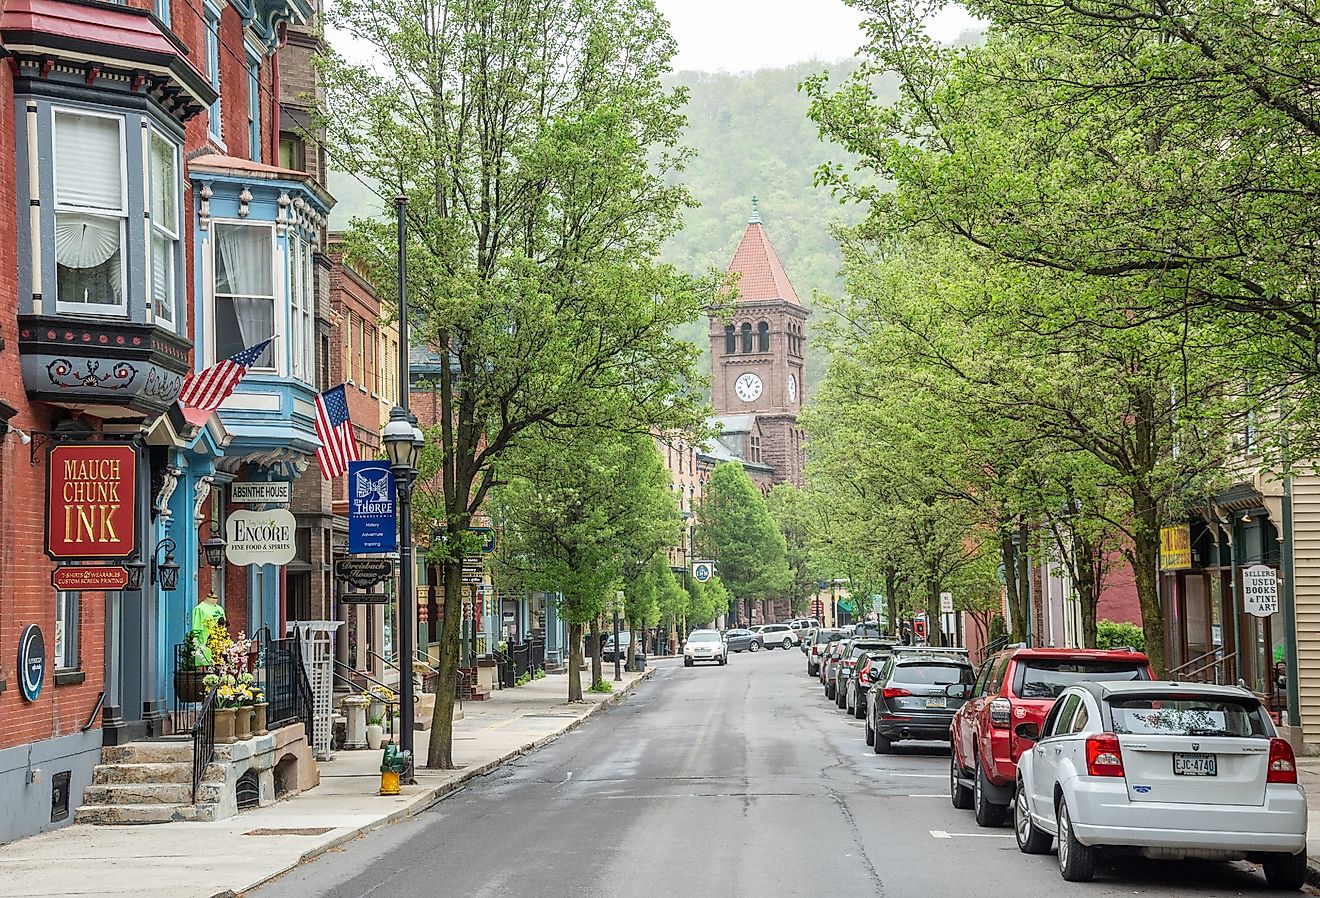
[726, 197, 800, 305]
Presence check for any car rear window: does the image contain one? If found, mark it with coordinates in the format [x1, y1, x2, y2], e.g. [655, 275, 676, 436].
[1108, 695, 1270, 738]
[1014, 659, 1148, 699]
[891, 663, 974, 686]
[689, 632, 719, 643]
[815, 630, 841, 643]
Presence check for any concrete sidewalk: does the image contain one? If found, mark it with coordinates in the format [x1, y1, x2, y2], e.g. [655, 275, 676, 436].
[0, 666, 659, 898]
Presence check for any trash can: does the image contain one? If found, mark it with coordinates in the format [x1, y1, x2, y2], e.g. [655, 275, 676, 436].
[633, 653, 646, 672]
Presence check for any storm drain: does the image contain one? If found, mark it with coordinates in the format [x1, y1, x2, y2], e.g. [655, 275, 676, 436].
[243, 827, 334, 836]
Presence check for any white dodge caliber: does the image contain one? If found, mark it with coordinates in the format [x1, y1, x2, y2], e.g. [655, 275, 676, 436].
[1013, 680, 1307, 889]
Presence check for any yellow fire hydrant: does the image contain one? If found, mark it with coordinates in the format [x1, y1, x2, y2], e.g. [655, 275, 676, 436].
[379, 743, 410, 795]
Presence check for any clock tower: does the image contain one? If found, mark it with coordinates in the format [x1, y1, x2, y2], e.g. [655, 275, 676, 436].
[709, 198, 809, 486]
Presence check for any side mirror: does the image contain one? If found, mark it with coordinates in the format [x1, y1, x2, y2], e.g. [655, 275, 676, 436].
[945, 684, 970, 699]
[1014, 722, 1040, 741]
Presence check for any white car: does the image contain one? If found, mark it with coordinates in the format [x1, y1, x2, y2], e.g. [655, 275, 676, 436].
[1014, 681, 1307, 889]
[757, 623, 800, 650]
[683, 630, 727, 667]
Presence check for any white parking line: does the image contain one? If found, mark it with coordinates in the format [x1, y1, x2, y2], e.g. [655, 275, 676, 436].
[886, 773, 944, 778]
[929, 830, 1014, 839]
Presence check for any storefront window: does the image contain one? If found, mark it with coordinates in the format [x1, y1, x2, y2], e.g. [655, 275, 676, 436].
[214, 222, 275, 368]
[55, 590, 79, 670]
[54, 110, 126, 314]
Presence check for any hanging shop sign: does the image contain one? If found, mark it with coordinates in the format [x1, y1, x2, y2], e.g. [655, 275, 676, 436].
[45, 443, 138, 561]
[470, 527, 498, 554]
[18, 624, 45, 702]
[225, 508, 297, 566]
[692, 560, 715, 583]
[338, 592, 390, 605]
[335, 558, 394, 589]
[1242, 564, 1280, 617]
[52, 565, 129, 591]
[1159, 525, 1193, 571]
[230, 482, 291, 504]
[347, 460, 396, 555]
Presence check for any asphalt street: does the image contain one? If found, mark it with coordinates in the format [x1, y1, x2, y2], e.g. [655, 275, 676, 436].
[254, 649, 1315, 898]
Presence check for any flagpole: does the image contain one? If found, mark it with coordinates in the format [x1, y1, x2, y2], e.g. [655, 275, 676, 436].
[394, 194, 416, 779]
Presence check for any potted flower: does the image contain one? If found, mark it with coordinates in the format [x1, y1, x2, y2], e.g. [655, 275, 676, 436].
[252, 687, 268, 736]
[367, 686, 395, 725]
[174, 630, 210, 703]
[366, 713, 385, 750]
[213, 675, 241, 744]
[233, 674, 256, 740]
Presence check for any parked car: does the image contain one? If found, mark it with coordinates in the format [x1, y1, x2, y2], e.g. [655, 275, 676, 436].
[789, 618, 820, 633]
[807, 628, 842, 677]
[602, 632, 632, 662]
[799, 628, 815, 654]
[846, 647, 898, 718]
[852, 621, 885, 639]
[950, 646, 1154, 827]
[724, 628, 762, 653]
[822, 639, 851, 695]
[683, 629, 727, 667]
[866, 655, 975, 752]
[834, 639, 895, 709]
[758, 623, 800, 650]
[1013, 681, 1307, 889]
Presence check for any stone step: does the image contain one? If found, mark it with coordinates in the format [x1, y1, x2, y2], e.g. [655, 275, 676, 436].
[93, 762, 193, 785]
[101, 741, 193, 765]
[73, 803, 202, 825]
[82, 783, 194, 806]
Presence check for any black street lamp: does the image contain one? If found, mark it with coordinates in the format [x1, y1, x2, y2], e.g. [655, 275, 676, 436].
[202, 523, 226, 569]
[152, 538, 180, 591]
[123, 557, 146, 591]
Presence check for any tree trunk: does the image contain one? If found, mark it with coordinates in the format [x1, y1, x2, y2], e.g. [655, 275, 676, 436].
[884, 565, 899, 638]
[1001, 532, 1028, 640]
[567, 622, 584, 701]
[1018, 520, 1033, 646]
[427, 552, 464, 769]
[1131, 497, 1165, 676]
[926, 578, 941, 645]
[589, 616, 603, 687]
[624, 617, 636, 672]
[1075, 534, 1099, 648]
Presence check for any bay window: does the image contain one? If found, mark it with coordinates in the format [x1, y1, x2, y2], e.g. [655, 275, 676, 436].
[54, 110, 126, 315]
[149, 130, 179, 329]
[214, 222, 275, 368]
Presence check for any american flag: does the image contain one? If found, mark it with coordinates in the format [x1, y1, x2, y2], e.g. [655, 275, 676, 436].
[314, 384, 359, 478]
[177, 338, 274, 412]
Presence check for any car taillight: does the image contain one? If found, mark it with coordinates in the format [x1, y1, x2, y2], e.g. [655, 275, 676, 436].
[1085, 732, 1125, 777]
[989, 697, 1011, 728]
[844, 659, 856, 668]
[882, 687, 911, 699]
[1268, 737, 1298, 784]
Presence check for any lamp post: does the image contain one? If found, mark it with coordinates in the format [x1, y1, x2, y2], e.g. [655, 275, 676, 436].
[383, 192, 423, 780]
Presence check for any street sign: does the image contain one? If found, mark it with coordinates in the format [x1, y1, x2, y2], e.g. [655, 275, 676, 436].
[1242, 564, 1280, 617]
[348, 460, 397, 554]
[52, 565, 129, 591]
[335, 558, 394, 589]
[940, 592, 954, 614]
[470, 527, 497, 554]
[18, 624, 45, 702]
[226, 508, 297, 566]
[692, 560, 714, 583]
[338, 592, 390, 605]
[230, 482, 290, 504]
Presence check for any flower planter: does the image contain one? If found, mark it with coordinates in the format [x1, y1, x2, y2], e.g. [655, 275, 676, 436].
[234, 706, 253, 741]
[174, 669, 210, 703]
[366, 724, 384, 751]
[214, 707, 237, 744]
[253, 702, 268, 736]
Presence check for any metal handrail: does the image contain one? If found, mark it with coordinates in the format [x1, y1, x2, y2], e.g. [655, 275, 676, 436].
[333, 659, 408, 700]
[81, 690, 105, 733]
[1170, 647, 1222, 676]
[369, 648, 440, 677]
[1170, 651, 1238, 683]
[190, 686, 217, 804]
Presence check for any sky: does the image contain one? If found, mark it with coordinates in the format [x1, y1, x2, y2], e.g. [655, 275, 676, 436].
[655, 0, 981, 72]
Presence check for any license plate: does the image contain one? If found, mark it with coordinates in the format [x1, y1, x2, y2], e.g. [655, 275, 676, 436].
[1173, 753, 1217, 776]
[925, 697, 947, 709]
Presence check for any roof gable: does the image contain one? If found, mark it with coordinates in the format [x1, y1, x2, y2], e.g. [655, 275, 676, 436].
[726, 198, 800, 305]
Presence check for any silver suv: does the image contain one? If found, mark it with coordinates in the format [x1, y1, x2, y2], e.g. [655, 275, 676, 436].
[758, 623, 800, 650]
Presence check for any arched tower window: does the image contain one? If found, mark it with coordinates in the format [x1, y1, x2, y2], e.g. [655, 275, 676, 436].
[725, 324, 736, 354]
[757, 321, 770, 352]
[740, 322, 753, 353]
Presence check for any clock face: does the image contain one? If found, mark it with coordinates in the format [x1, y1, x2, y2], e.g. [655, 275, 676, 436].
[734, 372, 763, 402]
[787, 374, 798, 401]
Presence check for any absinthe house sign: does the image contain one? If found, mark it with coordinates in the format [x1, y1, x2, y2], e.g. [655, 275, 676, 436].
[226, 508, 297, 566]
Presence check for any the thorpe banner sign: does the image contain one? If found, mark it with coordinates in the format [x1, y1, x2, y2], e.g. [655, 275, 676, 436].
[348, 460, 397, 555]
[46, 443, 138, 561]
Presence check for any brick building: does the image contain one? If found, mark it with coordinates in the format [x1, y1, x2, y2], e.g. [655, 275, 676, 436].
[0, 0, 334, 843]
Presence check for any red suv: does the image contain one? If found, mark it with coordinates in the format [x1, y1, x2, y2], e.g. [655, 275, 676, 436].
[949, 646, 1153, 827]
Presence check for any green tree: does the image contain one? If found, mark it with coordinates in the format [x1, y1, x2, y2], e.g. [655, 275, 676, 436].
[696, 463, 791, 624]
[767, 485, 823, 616]
[322, 0, 716, 767]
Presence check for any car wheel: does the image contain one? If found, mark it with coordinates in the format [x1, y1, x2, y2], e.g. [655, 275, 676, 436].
[782, 637, 793, 649]
[1056, 797, 1095, 882]
[865, 716, 875, 746]
[836, 686, 847, 709]
[826, 682, 835, 700]
[683, 658, 693, 668]
[1014, 778, 1052, 854]
[950, 754, 973, 810]
[853, 697, 866, 720]
[873, 732, 891, 754]
[719, 655, 727, 666]
[973, 763, 1008, 828]
[1262, 852, 1307, 891]
[750, 641, 760, 653]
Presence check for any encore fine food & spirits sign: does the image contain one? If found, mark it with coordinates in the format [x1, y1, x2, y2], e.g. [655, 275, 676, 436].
[45, 443, 138, 561]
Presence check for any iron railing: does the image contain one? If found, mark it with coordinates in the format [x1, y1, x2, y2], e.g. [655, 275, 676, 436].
[1169, 649, 1238, 686]
[496, 637, 546, 687]
[191, 686, 217, 804]
[264, 632, 314, 740]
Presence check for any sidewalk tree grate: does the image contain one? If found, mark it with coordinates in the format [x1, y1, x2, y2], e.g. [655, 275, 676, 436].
[243, 827, 335, 836]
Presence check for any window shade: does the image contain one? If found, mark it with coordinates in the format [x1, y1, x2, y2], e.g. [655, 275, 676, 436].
[150, 133, 177, 228]
[54, 112, 122, 211]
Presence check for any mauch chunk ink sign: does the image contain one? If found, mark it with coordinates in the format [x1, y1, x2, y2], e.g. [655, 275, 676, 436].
[45, 443, 138, 561]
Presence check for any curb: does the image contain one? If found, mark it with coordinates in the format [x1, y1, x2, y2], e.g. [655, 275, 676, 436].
[226, 666, 657, 897]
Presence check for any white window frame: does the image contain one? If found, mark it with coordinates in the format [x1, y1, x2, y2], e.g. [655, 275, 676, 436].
[290, 233, 314, 384]
[148, 128, 180, 331]
[55, 589, 79, 671]
[246, 42, 262, 163]
[210, 219, 278, 373]
[204, 1, 222, 144]
[52, 106, 128, 318]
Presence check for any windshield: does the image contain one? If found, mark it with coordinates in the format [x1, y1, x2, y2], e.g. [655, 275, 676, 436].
[689, 632, 719, 643]
[1015, 659, 1148, 699]
[1109, 695, 1270, 738]
[815, 630, 841, 644]
[892, 663, 974, 686]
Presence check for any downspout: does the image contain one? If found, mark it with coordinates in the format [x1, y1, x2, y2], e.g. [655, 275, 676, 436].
[1283, 471, 1301, 730]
